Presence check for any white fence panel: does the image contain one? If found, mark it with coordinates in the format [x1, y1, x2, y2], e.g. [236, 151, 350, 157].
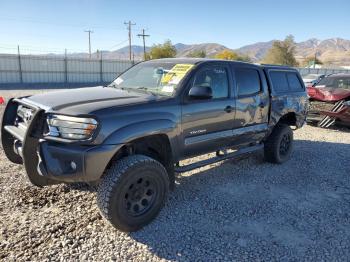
[0, 54, 134, 85]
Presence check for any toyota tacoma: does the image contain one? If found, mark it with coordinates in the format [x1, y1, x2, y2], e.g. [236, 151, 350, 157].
[1, 58, 308, 231]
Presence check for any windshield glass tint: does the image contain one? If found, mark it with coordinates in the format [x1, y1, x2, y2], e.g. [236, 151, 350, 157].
[110, 61, 195, 96]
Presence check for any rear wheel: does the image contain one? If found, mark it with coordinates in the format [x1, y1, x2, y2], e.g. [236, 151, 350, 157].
[97, 155, 169, 232]
[264, 124, 293, 164]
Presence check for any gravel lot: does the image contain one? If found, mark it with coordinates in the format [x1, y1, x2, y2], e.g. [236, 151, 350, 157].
[1, 91, 350, 261]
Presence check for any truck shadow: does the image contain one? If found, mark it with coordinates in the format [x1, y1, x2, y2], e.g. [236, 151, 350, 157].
[129, 139, 350, 260]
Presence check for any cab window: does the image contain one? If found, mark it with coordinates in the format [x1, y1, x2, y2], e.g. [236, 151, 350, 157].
[236, 68, 261, 96]
[192, 66, 229, 99]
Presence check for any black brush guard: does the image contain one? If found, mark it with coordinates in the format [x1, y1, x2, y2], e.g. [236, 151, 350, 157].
[1, 98, 56, 186]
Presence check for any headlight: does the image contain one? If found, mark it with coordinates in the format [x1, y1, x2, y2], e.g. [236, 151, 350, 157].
[46, 114, 98, 140]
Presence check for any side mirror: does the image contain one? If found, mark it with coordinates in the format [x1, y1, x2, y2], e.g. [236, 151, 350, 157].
[188, 85, 213, 99]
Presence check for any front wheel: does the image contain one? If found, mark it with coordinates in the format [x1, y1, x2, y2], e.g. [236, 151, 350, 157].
[264, 124, 293, 164]
[97, 155, 169, 232]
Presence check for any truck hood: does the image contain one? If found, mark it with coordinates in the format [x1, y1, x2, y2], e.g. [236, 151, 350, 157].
[307, 86, 350, 102]
[23, 86, 160, 115]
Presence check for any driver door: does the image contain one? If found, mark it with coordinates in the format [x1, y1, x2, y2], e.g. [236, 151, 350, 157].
[181, 63, 235, 158]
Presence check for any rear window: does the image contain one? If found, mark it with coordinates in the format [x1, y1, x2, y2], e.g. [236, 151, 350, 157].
[269, 71, 303, 92]
[287, 73, 303, 91]
[236, 69, 261, 96]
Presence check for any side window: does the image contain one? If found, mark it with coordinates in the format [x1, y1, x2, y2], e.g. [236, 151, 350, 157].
[269, 71, 289, 92]
[286, 73, 303, 91]
[335, 79, 345, 89]
[235, 69, 261, 97]
[192, 66, 229, 99]
[335, 78, 350, 89]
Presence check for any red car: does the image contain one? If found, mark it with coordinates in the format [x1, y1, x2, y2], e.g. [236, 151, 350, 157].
[307, 74, 350, 127]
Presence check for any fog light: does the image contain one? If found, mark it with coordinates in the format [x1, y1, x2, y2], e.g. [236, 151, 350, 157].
[70, 161, 77, 171]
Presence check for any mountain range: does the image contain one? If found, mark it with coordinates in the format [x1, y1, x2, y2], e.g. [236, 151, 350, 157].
[82, 38, 350, 66]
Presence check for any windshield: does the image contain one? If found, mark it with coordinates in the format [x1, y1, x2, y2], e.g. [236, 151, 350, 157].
[109, 61, 195, 96]
[317, 76, 350, 89]
[317, 76, 334, 86]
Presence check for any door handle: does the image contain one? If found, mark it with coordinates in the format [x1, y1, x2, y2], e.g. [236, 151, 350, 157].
[224, 106, 233, 113]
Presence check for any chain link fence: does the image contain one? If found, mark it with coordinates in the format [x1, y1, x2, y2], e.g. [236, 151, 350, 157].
[0, 53, 134, 88]
[296, 67, 350, 76]
[1, 53, 350, 88]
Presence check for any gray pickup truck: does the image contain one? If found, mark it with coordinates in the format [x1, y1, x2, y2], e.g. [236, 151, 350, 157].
[1, 58, 308, 231]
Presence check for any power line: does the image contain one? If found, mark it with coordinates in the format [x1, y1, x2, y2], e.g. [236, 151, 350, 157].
[124, 21, 136, 61]
[107, 39, 129, 50]
[137, 29, 150, 60]
[84, 30, 93, 58]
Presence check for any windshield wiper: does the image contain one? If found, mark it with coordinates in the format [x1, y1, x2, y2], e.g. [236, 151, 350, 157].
[108, 85, 159, 96]
[134, 86, 159, 96]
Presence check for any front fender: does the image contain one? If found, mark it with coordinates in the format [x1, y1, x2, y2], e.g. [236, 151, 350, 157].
[103, 119, 179, 160]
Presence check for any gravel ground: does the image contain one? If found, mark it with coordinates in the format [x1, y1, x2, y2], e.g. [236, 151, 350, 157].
[1, 90, 350, 260]
[1, 124, 350, 261]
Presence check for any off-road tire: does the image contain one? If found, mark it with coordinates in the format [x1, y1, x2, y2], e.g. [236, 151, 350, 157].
[264, 124, 293, 164]
[97, 155, 169, 232]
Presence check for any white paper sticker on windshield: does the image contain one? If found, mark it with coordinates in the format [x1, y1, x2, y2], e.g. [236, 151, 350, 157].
[114, 77, 123, 85]
[169, 77, 181, 85]
[162, 85, 174, 93]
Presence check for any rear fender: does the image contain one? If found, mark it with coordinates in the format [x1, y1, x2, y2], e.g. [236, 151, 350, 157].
[269, 94, 308, 129]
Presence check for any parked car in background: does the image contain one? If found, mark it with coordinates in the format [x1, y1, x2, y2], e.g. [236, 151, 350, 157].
[302, 74, 325, 87]
[307, 73, 350, 127]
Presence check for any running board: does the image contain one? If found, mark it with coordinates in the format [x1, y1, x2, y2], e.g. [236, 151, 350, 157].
[175, 144, 264, 173]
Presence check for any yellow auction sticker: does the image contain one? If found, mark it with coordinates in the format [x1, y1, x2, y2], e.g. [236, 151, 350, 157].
[161, 64, 194, 85]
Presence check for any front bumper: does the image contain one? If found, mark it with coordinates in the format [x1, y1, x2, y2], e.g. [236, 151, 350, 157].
[38, 142, 122, 183]
[1, 98, 122, 185]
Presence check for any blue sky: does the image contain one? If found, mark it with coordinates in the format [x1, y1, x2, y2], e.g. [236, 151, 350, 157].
[1, 0, 350, 54]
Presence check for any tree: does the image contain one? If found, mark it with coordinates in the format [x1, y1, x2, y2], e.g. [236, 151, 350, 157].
[304, 56, 323, 66]
[149, 40, 176, 59]
[187, 50, 206, 58]
[235, 54, 251, 62]
[262, 35, 299, 66]
[214, 49, 239, 60]
[214, 49, 251, 62]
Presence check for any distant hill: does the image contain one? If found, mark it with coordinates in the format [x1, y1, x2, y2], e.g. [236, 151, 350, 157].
[235, 40, 275, 61]
[236, 38, 350, 65]
[67, 38, 350, 66]
[175, 43, 229, 57]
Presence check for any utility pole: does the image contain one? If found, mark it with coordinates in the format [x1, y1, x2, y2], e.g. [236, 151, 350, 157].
[313, 51, 317, 69]
[124, 21, 136, 61]
[17, 45, 23, 84]
[137, 29, 150, 60]
[64, 48, 68, 84]
[84, 30, 93, 58]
